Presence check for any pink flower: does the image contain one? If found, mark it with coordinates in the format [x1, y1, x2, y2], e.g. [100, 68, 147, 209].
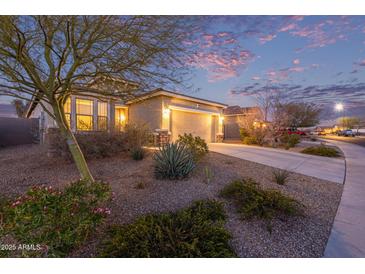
[92, 207, 111, 216]
[11, 200, 22, 207]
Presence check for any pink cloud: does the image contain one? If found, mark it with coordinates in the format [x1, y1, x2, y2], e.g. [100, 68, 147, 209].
[187, 49, 254, 82]
[279, 23, 297, 32]
[290, 18, 352, 49]
[217, 32, 230, 37]
[259, 34, 276, 44]
[198, 32, 240, 49]
[203, 34, 214, 40]
[288, 67, 305, 72]
[221, 38, 236, 45]
[292, 59, 300, 65]
[266, 66, 307, 82]
[357, 59, 365, 66]
[291, 15, 305, 22]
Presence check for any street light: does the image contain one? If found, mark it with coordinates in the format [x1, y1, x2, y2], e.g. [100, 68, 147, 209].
[335, 103, 344, 112]
[335, 103, 346, 130]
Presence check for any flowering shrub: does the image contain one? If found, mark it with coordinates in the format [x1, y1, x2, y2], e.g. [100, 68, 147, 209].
[0, 180, 112, 257]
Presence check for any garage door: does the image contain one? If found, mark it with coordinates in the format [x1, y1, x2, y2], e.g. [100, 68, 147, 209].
[171, 110, 214, 142]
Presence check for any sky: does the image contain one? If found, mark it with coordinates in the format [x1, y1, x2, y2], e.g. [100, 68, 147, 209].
[0, 16, 364, 119]
[183, 16, 365, 119]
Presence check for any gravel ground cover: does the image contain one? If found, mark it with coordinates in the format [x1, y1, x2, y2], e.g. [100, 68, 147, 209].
[0, 144, 343, 257]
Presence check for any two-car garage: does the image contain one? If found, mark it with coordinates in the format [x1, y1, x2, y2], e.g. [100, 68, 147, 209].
[126, 89, 226, 143]
[169, 105, 219, 143]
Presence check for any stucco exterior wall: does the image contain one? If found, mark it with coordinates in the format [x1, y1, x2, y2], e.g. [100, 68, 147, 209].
[127, 96, 163, 130]
[161, 96, 223, 114]
[30, 102, 56, 129]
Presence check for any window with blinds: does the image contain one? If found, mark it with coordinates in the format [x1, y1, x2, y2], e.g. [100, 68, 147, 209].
[76, 99, 93, 131]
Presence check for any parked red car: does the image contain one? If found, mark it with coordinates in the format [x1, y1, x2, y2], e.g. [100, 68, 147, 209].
[279, 128, 307, 136]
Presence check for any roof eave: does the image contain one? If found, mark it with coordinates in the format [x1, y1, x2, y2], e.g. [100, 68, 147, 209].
[126, 89, 227, 108]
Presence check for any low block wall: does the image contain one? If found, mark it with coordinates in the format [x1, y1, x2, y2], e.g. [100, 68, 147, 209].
[0, 117, 39, 147]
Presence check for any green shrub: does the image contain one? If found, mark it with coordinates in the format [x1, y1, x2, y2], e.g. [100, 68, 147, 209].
[280, 133, 300, 148]
[240, 126, 269, 146]
[272, 169, 290, 185]
[220, 179, 303, 220]
[242, 136, 258, 145]
[130, 147, 145, 161]
[47, 130, 127, 160]
[177, 133, 208, 161]
[153, 142, 195, 180]
[124, 123, 152, 150]
[0, 180, 112, 257]
[239, 128, 250, 139]
[98, 200, 236, 258]
[301, 145, 340, 157]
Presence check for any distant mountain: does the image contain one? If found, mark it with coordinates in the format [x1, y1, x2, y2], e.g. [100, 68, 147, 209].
[0, 104, 17, 118]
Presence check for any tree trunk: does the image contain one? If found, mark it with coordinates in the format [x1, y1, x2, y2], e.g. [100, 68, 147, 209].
[52, 101, 95, 183]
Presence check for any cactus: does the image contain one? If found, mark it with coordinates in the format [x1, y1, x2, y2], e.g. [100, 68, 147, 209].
[153, 142, 195, 179]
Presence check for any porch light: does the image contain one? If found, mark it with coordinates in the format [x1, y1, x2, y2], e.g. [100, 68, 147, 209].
[163, 108, 170, 119]
[120, 113, 126, 122]
[219, 116, 224, 124]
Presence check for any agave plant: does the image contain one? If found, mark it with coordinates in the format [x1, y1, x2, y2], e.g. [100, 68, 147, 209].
[153, 142, 195, 180]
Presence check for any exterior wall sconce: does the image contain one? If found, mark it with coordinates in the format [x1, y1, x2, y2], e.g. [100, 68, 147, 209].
[163, 108, 171, 119]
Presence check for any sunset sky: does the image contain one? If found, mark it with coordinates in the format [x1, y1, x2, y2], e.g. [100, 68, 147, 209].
[185, 16, 365, 118]
[1, 16, 364, 119]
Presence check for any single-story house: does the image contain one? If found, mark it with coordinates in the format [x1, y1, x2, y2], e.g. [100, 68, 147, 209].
[25, 78, 227, 144]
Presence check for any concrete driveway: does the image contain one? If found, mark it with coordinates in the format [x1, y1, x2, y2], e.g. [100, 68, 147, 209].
[209, 143, 345, 184]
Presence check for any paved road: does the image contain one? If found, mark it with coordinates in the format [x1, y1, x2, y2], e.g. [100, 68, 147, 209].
[209, 143, 345, 184]
[324, 139, 365, 257]
[320, 135, 365, 147]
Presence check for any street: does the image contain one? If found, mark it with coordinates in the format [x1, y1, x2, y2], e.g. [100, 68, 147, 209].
[320, 135, 365, 148]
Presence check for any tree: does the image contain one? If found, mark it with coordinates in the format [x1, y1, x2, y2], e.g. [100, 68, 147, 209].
[253, 86, 277, 122]
[338, 116, 361, 131]
[0, 16, 192, 182]
[273, 102, 320, 128]
[11, 99, 27, 117]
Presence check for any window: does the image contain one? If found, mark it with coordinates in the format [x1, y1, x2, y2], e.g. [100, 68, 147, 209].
[98, 101, 108, 131]
[76, 99, 93, 131]
[115, 107, 126, 131]
[64, 97, 71, 128]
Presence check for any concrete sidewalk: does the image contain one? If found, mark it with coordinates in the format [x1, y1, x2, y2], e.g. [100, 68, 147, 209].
[324, 140, 365, 257]
[209, 143, 345, 184]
